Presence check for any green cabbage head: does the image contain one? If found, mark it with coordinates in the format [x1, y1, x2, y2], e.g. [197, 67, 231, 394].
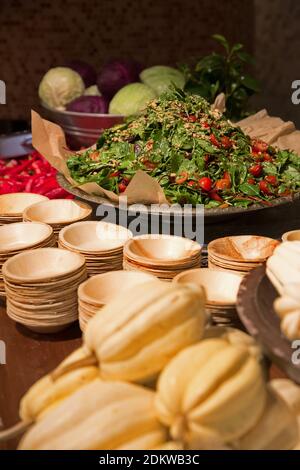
[109, 82, 156, 116]
[39, 67, 85, 110]
[140, 66, 185, 95]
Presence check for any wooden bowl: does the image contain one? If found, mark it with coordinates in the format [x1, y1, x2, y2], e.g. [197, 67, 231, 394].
[2, 247, 86, 282]
[174, 268, 241, 306]
[78, 270, 156, 306]
[59, 221, 132, 253]
[23, 199, 92, 225]
[282, 230, 300, 242]
[208, 235, 279, 263]
[124, 235, 201, 267]
[0, 222, 53, 253]
[0, 193, 49, 217]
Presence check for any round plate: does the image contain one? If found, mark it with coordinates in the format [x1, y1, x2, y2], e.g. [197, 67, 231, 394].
[57, 173, 300, 222]
[237, 264, 300, 384]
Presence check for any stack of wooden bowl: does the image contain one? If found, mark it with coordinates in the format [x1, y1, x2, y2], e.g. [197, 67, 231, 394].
[23, 199, 92, 241]
[208, 235, 279, 276]
[58, 221, 132, 277]
[0, 222, 56, 297]
[78, 270, 155, 331]
[174, 268, 242, 326]
[123, 235, 202, 281]
[3, 248, 87, 333]
[0, 193, 48, 224]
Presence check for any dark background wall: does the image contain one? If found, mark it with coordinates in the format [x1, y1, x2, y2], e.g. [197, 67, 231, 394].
[0, 0, 254, 121]
[1, 0, 299, 126]
[254, 0, 300, 125]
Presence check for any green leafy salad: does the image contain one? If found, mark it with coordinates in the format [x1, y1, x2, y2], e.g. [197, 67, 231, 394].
[67, 89, 300, 208]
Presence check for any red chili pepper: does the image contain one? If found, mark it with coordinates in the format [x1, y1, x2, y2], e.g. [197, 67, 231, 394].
[210, 134, 220, 148]
[109, 171, 120, 178]
[249, 164, 263, 177]
[198, 177, 213, 192]
[209, 190, 224, 202]
[44, 188, 70, 199]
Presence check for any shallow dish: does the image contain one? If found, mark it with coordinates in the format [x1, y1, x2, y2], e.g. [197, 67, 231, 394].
[2, 247, 86, 282]
[23, 199, 92, 225]
[0, 193, 48, 218]
[78, 270, 155, 306]
[208, 235, 279, 263]
[0, 222, 53, 252]
[174, 268, 241, 305]
[59, 221, 132, 253]
[282, 229, 300, 242]
[124, 235, 201, 267]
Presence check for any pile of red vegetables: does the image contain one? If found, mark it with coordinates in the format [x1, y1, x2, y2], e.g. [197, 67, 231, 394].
[0, 151, 73, 198]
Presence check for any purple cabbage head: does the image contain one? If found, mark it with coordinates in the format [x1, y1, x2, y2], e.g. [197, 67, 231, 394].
[97, 60, 142, 98]
[66, 95, 109, 114]
[65, 59, 97, 88]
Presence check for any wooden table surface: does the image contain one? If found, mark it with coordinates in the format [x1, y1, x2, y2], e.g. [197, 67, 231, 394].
[0, 300, 82, 450]
[1, 198, 298, 450]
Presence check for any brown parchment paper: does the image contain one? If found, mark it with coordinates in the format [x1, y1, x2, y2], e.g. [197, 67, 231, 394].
[31, 110, 168, 205]
[237, 110, 297, 148]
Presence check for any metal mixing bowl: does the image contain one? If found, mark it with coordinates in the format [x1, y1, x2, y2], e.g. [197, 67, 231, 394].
[41, 105, 124, 150]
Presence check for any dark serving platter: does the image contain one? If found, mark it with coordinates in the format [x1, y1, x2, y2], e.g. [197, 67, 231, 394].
[57, 173, 300, 224]
[237, 265, 300, 384]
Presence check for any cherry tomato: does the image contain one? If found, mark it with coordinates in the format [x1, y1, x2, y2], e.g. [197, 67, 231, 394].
[221, 136, 232, 149]
[249, 164, 263, 177]
[187, 180, 198, 188]
[263, 153, 273, 162]
[210, 134, 220, 147]
[209, 190, 224, 202]
[247, 178, 256, 185]
[198, 177, 213, 192]
[259, 180, 273, 195]
[251, 151, 263, 161]
[118, 182, 127, 193]
[188, 115, 197, 122]
[265, 175, 278, 186]
[215, 178, 231, 191]
[176, 171, 189, 184]
[251, 139, 269, 153]
[202, 121, 210, 129]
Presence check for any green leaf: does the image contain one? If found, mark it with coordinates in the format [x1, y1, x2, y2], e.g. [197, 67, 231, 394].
[239, 182, 261, 197]
[197, 139, 218, 154]
[262, 161, 277, 175]
[212, 34, 229, 53]
[240, 74, 260, 92]
[230, 43, 244, 55]
[237, 51, 254, 64]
